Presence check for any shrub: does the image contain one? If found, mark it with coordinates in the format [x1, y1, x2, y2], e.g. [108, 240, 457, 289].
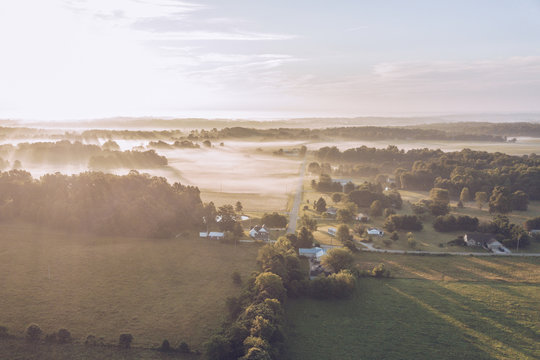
[119, 333, 133, 348]
[179, 341, 190, 353]
[57, 329, 72, 344]
[25, 324, 42, 342]
[382, 238, 392, 247]
[390, 231, 399, 241]
[371, 263, 390, 278]
[159, 339, 171, 352]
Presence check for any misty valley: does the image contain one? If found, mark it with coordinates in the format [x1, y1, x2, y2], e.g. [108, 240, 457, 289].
[0, 119, 539, 360]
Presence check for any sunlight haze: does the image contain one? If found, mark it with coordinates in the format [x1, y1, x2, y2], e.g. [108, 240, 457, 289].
[1, 0, 540, 119]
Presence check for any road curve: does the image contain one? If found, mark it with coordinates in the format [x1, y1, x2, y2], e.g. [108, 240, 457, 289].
[287, 158, 306, 234]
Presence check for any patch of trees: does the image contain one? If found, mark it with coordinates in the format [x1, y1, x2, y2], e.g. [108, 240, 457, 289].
[0, 141, 169, 169]
[314, 146, 540, 205]
[0, 170, 202, 237]
[479, 215, 531, 248]
[384, 215, 423, 232]
[433, 215, 479, 232]
[524, 217, 540, 231]
[347, 183, 402, 210]
[147, 140, 200, 149]
[311, 174, 343, 192]
[206, 238, 305, 359]
[260, 212, 288, 228]
[89, 149, 167, 169]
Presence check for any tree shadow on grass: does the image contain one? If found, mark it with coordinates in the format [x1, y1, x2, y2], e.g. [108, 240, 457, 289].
[387, 280, 539, 360]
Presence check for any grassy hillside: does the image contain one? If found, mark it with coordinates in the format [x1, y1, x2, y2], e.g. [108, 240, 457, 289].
[285, 254, 540, 360]
[0, 223, 259, 351]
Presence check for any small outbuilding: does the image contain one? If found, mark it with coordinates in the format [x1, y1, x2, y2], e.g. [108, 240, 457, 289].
[367, 228, 384, 236]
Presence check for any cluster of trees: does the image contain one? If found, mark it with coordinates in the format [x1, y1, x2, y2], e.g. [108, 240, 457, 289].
[0, 141, 169, 170]
[88, 149, 167, 169]
[524, 216, 540, 231]
[384, 215, 423, 232]
[314, 146, 540, 209]
[205, 238, 304, 359]
[311, 174, 344, 192]
[0, 170, 203, 237]
[215, 126, 505, 142]
[308, 161, 379, 177]
[201, 202, 244, 240]
[397, 150, 540, 204]
[433, 215, 479, 232]
[260, 213, 288, 228]
[347, 183, 402, 210]
[479, 215, 531, 248]
[147, 140, 200, 149]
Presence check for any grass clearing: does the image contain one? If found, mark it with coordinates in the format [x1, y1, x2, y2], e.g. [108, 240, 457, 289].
[0, 223, 260, 350]
[285, 253, 540, 360]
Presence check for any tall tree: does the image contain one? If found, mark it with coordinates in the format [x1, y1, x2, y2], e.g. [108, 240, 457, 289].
[475, 192, 488, 210]
[321, 248, 354, 273]
[235, 201, 243, 213]
[489, 186, 511, 214]
[296, 226, 314, 248]
[460, 187, 471, 202]
[314, 197, 327, 213]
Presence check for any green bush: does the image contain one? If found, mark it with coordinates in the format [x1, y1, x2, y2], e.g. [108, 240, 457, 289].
[57, 328, 72, 344]
[25, 324, 42, 342]
[179, 341, 190, 353]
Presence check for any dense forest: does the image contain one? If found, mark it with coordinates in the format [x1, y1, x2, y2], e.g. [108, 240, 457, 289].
[314, 146, 540, 200]
[0, 170, 202, 237]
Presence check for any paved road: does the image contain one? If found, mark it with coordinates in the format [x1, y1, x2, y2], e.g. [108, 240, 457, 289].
[287, 158, 306, 234]
[355, 240, 540, 257]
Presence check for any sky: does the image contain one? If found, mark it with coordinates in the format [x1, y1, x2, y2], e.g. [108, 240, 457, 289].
[1, 0, 540, 120]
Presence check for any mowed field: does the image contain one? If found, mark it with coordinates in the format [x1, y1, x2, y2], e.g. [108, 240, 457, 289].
[0, 223, 260, 350]
[285, 254, 540, 360]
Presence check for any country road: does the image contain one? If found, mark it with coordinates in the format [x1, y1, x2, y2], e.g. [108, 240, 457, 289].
[355, 239, 540, 257]
[286, 158, 306, 234]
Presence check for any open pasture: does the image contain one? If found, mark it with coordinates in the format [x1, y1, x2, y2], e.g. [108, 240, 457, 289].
[285, 253, 540, 360]
[0, 223, 259, 350]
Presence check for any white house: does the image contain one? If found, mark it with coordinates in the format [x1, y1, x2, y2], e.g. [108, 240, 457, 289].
[367, 228, 384, 236]
[464, 233, 511, 253]
[299, 247, 327, 261]
[249, 225, 269, 241]
[328, 227, 337, 236]
[199, 231, 225, 240]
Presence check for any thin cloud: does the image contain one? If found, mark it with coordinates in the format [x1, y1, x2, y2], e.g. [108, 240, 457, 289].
[140, 30, 297, 41]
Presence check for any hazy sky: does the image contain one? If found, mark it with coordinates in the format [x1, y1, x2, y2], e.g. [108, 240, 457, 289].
[1, 0, 540, 120]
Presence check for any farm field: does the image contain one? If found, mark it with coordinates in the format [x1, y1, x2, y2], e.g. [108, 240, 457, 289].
[0, 223, 260, 351]
[285, 254, 540, 360]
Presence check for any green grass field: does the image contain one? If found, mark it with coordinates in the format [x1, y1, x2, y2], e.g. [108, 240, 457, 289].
[285, 253, 540, 360]
[0, 223, 260, 351]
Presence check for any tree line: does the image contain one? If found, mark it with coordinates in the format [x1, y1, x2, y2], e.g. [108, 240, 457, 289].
[0, 170, 202, 237]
